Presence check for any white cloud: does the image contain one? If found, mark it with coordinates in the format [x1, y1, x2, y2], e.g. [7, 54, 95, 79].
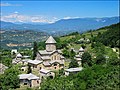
[1, 12, 81, 24]
[63, 16, 80, 20]
[63, 17, 72, 20]
[0, 3, 22, 6]
[1, 12, 59, 23]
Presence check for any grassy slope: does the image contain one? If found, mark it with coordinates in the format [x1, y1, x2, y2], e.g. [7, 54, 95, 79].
[59, 23, 119, 59]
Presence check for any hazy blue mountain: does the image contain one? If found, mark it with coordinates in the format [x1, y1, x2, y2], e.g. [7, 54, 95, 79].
[1, 16, 119, 34]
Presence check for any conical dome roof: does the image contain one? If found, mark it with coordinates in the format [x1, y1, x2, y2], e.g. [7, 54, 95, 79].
[16, 53, 22, 57]
[79, 47, 84, 51]
[45, 36, 56, 44]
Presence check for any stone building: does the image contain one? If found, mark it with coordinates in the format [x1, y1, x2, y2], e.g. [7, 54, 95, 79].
[74, 47, 85, 65]
[28, 60, 42, 71]
[19, 73, 40, 88]
[40, 69, 55, 79]
[36, 36, 65, 70]
[16, 53, 23, 60]
[0, 63, 8, 74]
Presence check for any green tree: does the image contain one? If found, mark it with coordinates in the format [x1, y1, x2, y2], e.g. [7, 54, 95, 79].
[38, 41, 45, 50]
[62, 49, 70, 58]
[69, 49, 76, 59]
[1, 57, 12, 68]
[81, 52, 92, 67]
[58, 68, 64, 76]
[95, 54, 106, 65]
[0, 66, 20, 90]
[32, 41, 38, 60]
[81, 44, 86, 49]
[27, 64, 32, 74]
[69, 59, 79, 68]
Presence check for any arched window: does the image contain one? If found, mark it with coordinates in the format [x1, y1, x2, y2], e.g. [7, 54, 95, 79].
[52, 56, 53, 60]
[37, 80, 39, 84]
[54, 55, 57, 60]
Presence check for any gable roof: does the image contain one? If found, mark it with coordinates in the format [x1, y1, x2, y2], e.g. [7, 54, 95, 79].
[65, 67, 83, 72]
[79, 47, 84, 52]
[28, 60, 42, 65]
[19, 73, 39, 80]
[38, 50, 61, 55]
[40, 69, 51, 74]
[16, 53, 22, 57]
[45, 36, 56, 44]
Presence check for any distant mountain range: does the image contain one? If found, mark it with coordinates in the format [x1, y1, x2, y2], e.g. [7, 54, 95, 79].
[1, 16, 119, 35]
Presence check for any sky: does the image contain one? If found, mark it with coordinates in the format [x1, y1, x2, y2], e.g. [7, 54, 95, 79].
[0, 1, 119, 23]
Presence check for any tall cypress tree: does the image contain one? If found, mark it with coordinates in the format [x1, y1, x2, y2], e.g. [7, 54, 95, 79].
[81, 52, 92, 67]
[27, 64, 32, 74]
[32, 41, 38, 60]
[69, 59, 79, 68]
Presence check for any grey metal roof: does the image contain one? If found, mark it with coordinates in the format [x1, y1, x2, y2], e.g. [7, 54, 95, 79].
[41, 56, 50, 60]
[39, 50, 51, 55]
[28, 60, 42, 65]
[65, 67, 83, 72]
[23, 56, 30, 58]
[40, 69, 51, 74]
[75, 58, 82, 61]
[19, 73, 39, 80]
[45, 36, 56, 44]
[22, 59, 32, 62]
[39, 50, 62, 55]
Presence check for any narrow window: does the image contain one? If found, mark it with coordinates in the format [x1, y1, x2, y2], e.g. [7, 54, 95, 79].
[37, 80, 39, 84]
[24, 83, 27, 85]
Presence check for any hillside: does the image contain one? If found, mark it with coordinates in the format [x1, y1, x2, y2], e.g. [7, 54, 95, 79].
[58, 23, 120, 52]
[95, 23, 119, 48]
[0, 23, 119, 90]
[40, 23, 119, 90]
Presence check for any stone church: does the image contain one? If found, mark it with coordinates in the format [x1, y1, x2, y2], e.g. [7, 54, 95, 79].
[36, 36, 65, 70]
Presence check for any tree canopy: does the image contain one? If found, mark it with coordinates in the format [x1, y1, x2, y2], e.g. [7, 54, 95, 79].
[0, 66, 20, 90]
[69, 59, 79, 68]
[81, 52, 92, 67]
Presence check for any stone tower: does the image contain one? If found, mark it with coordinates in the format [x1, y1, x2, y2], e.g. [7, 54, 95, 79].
[45, 36, 56, 52]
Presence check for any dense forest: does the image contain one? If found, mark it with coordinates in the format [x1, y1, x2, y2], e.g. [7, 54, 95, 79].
[95, 23, 120, 48]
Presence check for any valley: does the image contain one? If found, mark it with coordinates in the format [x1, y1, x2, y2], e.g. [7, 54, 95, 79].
[0, 30, 49, 49]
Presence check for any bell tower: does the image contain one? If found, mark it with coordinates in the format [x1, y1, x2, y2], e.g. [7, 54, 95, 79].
[45, 36, 56, 52]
